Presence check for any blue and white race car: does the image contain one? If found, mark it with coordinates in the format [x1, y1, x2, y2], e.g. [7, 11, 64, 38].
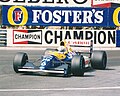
[13, 40, 107, 77]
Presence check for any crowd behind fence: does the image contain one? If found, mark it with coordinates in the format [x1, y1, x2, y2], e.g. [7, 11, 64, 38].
[0, 25, 119, 30]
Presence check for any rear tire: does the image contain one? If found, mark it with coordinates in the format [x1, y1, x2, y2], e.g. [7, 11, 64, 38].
[71, 55, 85, 76]
[91, 51, 107, 70]
[13, 52, 28, 73]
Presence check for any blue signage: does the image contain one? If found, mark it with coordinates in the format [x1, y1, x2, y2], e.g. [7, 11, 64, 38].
[2, 6, 109, 26]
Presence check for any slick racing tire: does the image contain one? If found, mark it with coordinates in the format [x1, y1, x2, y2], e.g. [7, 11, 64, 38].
[71, 55, 85, 76]
[91, 51, 107, 70]
[44, 48, 57, 56]
[13, 52, 28, 73]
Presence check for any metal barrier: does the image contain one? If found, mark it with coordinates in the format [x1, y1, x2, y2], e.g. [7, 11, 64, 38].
[0, 30, 7, 46]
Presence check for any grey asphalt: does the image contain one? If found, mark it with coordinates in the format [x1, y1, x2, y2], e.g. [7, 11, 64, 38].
[0, 49, 120, 96]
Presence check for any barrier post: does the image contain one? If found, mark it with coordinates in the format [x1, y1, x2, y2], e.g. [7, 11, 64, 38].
[0, 30, 7, 47]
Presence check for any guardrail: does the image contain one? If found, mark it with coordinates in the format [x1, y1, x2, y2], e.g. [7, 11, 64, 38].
[0, 30, 7, 46]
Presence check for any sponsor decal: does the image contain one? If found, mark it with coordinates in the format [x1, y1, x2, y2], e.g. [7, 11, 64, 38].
[67, 40, 90, 46]
[0, 0, 91, 7]
[13, 30, 42, 44]
[6, 6, 28, 25]
[2, 6, 108, 26]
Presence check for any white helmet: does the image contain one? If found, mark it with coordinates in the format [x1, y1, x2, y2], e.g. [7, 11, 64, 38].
[57, 46, 67, 52]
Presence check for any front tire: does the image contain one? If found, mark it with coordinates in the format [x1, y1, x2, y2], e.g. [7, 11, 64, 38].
[71, 55, 85, 76]
[91, 51, 107, 70]
[13, 52, 28, 73]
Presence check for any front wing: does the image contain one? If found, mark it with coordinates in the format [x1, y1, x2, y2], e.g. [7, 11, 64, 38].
[18, 62, 68, 74]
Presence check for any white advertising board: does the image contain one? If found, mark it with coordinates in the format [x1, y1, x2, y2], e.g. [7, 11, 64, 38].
[92, 0, 120, 5]
[7, 29, 116, 48]
[0, 0, 91, 7]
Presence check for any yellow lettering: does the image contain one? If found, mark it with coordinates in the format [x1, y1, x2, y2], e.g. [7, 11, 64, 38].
[113, 7, 120, 26]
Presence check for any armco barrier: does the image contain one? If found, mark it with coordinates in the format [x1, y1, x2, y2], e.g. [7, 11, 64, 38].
[0, 30, 7, 46]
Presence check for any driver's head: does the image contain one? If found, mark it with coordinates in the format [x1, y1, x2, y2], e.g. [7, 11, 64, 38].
[57, 46, 67, 52]
[60, 41, 65, 46]
[60, 40, 67, 46]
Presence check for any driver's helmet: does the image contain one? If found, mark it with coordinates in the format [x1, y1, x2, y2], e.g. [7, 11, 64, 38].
[57, 46, 67, 53]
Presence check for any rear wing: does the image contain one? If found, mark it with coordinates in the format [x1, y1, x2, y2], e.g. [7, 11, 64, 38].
[66, 40, 93, 56]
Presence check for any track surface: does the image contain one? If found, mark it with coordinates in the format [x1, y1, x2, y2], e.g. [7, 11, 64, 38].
[0, 49, 120, 96]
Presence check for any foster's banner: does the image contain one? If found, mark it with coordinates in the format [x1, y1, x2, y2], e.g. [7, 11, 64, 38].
[2, 6, 108, 26]
[109, 7, 120, 26]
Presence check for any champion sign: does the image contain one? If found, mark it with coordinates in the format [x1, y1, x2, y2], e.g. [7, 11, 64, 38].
[42, 30, 116, 47]
[7, 29, 116, 48]
[13, 30, 42, 44]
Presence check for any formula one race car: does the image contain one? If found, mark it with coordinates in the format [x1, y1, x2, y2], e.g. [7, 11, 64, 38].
[13, 40, 107, 77]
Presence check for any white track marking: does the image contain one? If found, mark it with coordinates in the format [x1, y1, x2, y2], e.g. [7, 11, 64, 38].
[0, 86, 120, 92]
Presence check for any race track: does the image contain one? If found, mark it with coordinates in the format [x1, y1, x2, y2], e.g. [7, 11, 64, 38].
[0, 49, 120, 96]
